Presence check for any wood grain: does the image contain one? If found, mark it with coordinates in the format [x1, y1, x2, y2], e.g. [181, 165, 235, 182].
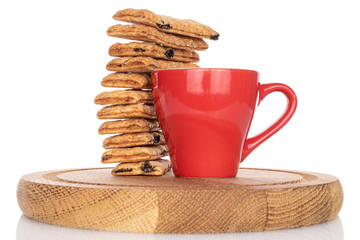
[17, 168, 343, 233]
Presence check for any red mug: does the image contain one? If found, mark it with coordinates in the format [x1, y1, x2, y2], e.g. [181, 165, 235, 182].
[152, 68, 297, 178]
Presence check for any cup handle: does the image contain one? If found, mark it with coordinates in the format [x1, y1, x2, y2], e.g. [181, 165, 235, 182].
[241, 83, 297, 162]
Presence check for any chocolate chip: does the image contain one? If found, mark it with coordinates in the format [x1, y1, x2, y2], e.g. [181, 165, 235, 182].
[164, 49, 174, 59]
[156, 23, 172, 29]
[133, 48, 146, 52]
[101, 156, 109, 161]
[115, 168, 133, 173]
[141, 162, 155, 173]
[210, 34, 220, 40]
[153, 135, 161, 144]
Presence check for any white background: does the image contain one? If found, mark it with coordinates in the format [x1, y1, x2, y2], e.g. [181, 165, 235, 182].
[1, 0, 359, 239]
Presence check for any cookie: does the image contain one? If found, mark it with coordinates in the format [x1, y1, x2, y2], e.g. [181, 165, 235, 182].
[97, 104, 156, 119]
[106, 56, 199, 72]
[102, 73, 151, 89]
[107, 24, 208, 51]
[103, 132, 165, 149]
[109, 42, 199, 63]
[99, 118, 160, 134]
[111, 159, 171, 176]
[113, 9, 220, 40]
[101, 145, 168, 163]
[94, 90, 153, 105]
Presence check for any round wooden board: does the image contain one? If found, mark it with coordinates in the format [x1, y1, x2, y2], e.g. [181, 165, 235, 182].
[17, 168, 343, 233]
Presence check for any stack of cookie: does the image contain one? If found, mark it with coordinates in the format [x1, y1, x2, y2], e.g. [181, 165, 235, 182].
[95, 9, 219, 176]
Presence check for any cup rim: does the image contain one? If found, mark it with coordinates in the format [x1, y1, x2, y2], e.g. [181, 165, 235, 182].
[152, 68, 258, 74]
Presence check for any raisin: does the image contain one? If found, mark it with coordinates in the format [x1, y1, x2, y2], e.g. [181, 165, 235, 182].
[101, 156, 109, 161]
[115, 168, 133, 173]
[156, 23, 172, 29]
[164, 49, 174, 59]
[133, 48, 146, 52]
[153, 135, 161, 144]
[141, 162, 155, 173]
[211, 34, 220, 40]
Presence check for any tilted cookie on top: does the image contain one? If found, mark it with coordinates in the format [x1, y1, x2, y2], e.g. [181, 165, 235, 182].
[113, 8, 219, 40]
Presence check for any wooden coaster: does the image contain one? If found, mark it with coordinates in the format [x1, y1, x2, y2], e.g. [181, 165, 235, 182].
[17, 168, 343, 233]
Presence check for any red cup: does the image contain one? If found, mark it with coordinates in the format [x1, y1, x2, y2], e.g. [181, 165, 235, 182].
[152, 69, 297, 178]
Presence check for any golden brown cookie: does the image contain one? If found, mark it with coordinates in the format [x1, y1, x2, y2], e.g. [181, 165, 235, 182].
[107, 24, 208, 51]
[97, 104, 156, 119]
[109, 42, 199, 63]
[99, 118, 160, 134]
[113, 9, 220, 40]
[102, 73, 151, 89]
[101, 145, 168, 163]
[103, 132, 165, 149]
[111, 159, 171, 176]
[106, 56, 199, 72]
[94, 90, 153, 105]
